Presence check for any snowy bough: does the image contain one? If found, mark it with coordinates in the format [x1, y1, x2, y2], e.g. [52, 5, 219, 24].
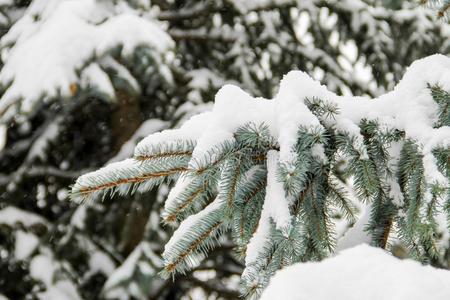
[72, 55, 450, 298]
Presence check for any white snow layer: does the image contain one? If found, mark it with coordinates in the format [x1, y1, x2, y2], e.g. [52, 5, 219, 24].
[150, 54, 450, 186]
[336, 208, 371, 251]
[261, 244, 450, 300]
[80, 62, 115, 99]
[104, 241, 161, 292]
[70, 206, 87, 229]
[37, 281, 81, 300]
[109, 119, 168, 163]
[0, 0, 173, 121]
[260, 151, 291, 231]
[229, 0, 292, 14]
[0, 124, 6, 151]
[0, 206, 47, 227]
[30, 253, 82, 300]
[0, 0, 13, 7]
[14, 230, 39, 260]
[245, 151, 291, 265]
[134, 111, 213, 158]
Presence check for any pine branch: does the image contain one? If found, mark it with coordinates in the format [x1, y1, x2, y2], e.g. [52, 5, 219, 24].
[161, 198, 227, 277]
[71, 158, 188, 203]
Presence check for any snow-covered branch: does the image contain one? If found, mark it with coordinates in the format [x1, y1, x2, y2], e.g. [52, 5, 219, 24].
[0, 0, 173, 123]
[72, 54, 450, 297]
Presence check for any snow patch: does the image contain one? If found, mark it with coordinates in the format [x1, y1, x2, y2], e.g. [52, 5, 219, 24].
[261, 244, 450, 300]
[14, 230, 39, 260]
[37, 281, 81, 300]
[0, 124, 6, 150]
[0, 0, 173, 122]
[264, 151, 291, 231]
[0, 206, 47, 227]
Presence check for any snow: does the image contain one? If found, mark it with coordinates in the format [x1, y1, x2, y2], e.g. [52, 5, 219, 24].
[187, 84, 275, 165]
[0, 0, 173, 122]
[243, 150, 311, 265]
[80, 63, 115, 100]
[0, 206, 47, 227]
[103, 241, 162, 298]
[37, 281, 81, 300]
[190, 129, 235, 166]
[134, 111, 212, 158]
[88, 251, 115, 275]
[187, 68, 226, 90]
[30, 252, 82, 300]
[275, 74, 323, 163]
[26, 117, 61, 161]
[264, 151, 291, 231]
[261, 244, 450, 300]
[100, 56, 140, 93]
[334, 118, 368, 159]
[213, 85, 275, 135]
[169, 54, 450, 187]
[103, 244, 145, 289]
[245, 206, 271, 265]
[70, 206, 87, 229]
[14, 230, 39, 260]
[336, 208, 371, 251]
[30, 254, 56, 286]
[311, 143, 327, 163]
[387, 177, 404, 207]
[109, 119, 168, 163]
[244, 151, 291, 265]
[229, 0, 291, 14]
[0, 124, 5, 151]
[0, 0, 13, 6]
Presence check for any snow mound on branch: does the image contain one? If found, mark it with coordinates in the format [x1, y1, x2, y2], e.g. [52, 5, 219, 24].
[15, 230, 39, 260]
[229, 0, 292, 14]
[103, 241, 162, 299]
[171, 54, 449, 188]
[245, 150, 291, 264]
[261, 244, 450, 300]
[0, 206, 47, 227]
[30, 253, 81, 300]
[0, 0, 173, 122]
[0, 124, 5, 151]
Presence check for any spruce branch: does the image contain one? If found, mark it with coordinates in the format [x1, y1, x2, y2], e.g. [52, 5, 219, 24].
[161, 198, 227, 278]
[72, 55, 450, 299]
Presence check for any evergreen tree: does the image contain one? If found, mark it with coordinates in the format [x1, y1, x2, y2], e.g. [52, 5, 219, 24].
[0, 0, 449, 299]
